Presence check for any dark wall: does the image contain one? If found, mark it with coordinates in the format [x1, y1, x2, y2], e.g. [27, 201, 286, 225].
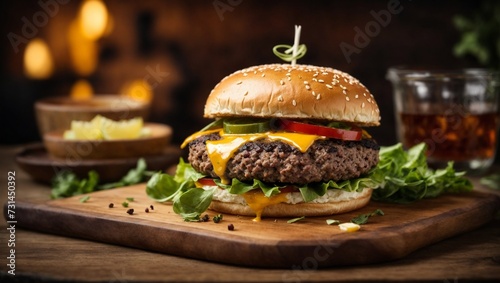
[0, 0, 486, 147]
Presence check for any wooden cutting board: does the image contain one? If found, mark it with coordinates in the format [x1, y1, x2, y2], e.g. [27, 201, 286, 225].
[7, 184, 499, 268]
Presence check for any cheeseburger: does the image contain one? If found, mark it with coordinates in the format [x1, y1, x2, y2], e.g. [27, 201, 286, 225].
[180, 63, 381, 221]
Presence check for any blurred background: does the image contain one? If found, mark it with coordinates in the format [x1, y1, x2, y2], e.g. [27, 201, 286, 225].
[1, 0, 498, 153]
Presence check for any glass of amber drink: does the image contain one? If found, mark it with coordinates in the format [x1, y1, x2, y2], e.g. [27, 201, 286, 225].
[387, 67, 499, 174]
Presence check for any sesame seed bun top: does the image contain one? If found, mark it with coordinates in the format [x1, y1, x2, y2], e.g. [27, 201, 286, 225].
[204, 64, 380, 126]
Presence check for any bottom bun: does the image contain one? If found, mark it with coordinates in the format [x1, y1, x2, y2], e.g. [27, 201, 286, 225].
[208, 188, 373, 218]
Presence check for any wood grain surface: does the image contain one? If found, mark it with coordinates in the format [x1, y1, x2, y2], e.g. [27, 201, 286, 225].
[7, 184, 500, 268]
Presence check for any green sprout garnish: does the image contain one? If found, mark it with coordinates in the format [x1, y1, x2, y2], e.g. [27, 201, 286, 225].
[273, 25, 307, 65]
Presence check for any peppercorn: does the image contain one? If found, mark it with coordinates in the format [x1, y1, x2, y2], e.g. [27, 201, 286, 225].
[150, 205, 154, 210]
[126, 208, 134, 215]
[201, 214, 210, 222]
[228, 224, 235, 231]
[108, 203, 114, 208]
[213, 214, 223, 223]
[145, 208, 149, 213]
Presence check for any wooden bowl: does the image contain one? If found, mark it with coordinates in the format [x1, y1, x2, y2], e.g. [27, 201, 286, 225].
[43, 123, 172, 160]
[16, 143, 182, 184]
[35, 95, 150, 135]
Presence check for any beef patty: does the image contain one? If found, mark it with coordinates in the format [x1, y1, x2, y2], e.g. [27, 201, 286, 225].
[187, 133, 380, 185]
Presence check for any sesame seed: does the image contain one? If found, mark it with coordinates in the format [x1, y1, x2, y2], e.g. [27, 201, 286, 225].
[312, 91, 316, 96]
[318, 79, 324, 83]
[261, 74, 265, 77]
[367, 98, 371, 103]
[343, 89, 347, 95]
[287, 76, 291, 81]
[278, 95, 283, 102]
[326, 84, 333, 89]
[340, 85, 346, 90]
[292, 100, 297, 106]
[313, 73, 319, 77]
[316, 93, 321, 100]
[243, 73, 248, 77]
[304, 81, 309, 85]
[363, 93, 367, 97]
[322, 72, 329, 75]
[244, 91, 248, 96]
[237, 81, 242, 85]
[305, 85, 311, 90]
[362, 102, 365, 108]
[280, 80, 284, 86]
[346, 96, 350, 101]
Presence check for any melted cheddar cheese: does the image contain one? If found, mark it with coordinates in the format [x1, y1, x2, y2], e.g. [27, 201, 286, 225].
[242, 190, 289, 222]
[180, 129, 221, 149]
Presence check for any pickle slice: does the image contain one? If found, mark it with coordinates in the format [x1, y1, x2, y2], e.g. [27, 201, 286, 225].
[200, 119, 223, 132]
[223, 118, 271, 134]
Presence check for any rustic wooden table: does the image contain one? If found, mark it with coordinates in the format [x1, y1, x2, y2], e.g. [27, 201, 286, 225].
[1, 144, 499, 282]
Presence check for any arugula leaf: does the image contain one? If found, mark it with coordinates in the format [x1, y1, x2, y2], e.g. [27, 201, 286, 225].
[326, 219, 340, 225]
[371, 143, 473, 203]
[99, 158, 155, 190]
[173, 187, 215, 222]
[79, 195, 90, 203]
[51, 158, 156, 199]
[146, 172, 183, 202]
[351, 209, 384, 225]
[174, 158, 205, 183]
[287, 216, 305, 223]
[51, 170, 99, 199]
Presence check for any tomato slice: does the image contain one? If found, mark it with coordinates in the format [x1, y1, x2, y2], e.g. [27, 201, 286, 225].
[196, 178, 217, 187]
[278, 119, 362, 141]
[279, 186, 299, 193]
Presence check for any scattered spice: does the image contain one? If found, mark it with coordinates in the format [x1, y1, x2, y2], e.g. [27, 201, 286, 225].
[150, 205, 154, 210]
[200, 214, 210, 222]
[145, 208, 150, 213]
[126, 197, 134, 202]
[126, 208, 134, 215]
[213, 214, 223, 223]
[122, 201, 129, 208]
[227, 224, 235, 231]
[108, 203, 114, 208]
